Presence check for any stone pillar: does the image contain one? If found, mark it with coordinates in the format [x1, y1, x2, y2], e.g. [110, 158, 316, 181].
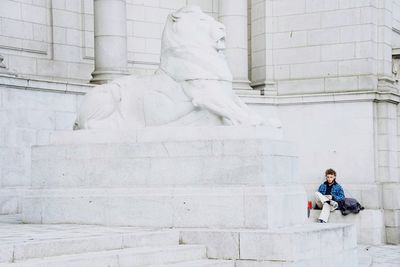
[91, 0, 129, 84]
[219, 0, 253, 92]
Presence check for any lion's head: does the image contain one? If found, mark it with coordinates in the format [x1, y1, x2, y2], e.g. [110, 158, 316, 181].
[159, 6, 233, 82]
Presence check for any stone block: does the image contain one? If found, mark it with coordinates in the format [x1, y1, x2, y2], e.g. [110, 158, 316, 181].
[4, 127, 36, 148]
[133, 21, 162, 38]
[307, 27, 340, 45]
[309, 209, 385, 244]
[0, 189, 19, 214]
[33, 24, 47, 42]
[0, 245, 13, 263]
[21, 4, 47, 24]
[30, 139, 297, 187]
[66, 29, 81, 46]
[321, 9, 361, 28]
[53, 44, 81, 62]
[338, 59, 375, 76]
[2, 88, 76, 112]
[180, 230, 239, 260]
[305, 0, 339, 13]
[23, 186, 306, 228]
[2, 19, 33, 39]
[386, 227, 400, 244]
[356, 42, 377, 59]
[180, 224, 355, 264]
[36, 60, 69, 78]
[65, 0, 81, 13]
[383, 183, 400, 209]
[21, 40, 48, 53]
[187, 0, 213, 13]
[239, 224, 355, 261]
[340, 24, 375, 42]
[290, 62, 338, 79]
[55, 112, 76, 130]
[277, 13, 321, 32]
[52, 9, 80, 29]
[0, 1, 21, 20]
[358, 75, 378, 90]
[9, 229, 178, 261]
[321, 43, 355, 61]
[277, 78, 325, 95]
[53, 27, 67, 44]
[2, 109, 55, 130]
[384, 210, 400, 227]
[274, 47, 320, 65]
[7, 56, 37, 76]
[272, 0, 306, 16]
[272, 31, 307, 49]
[325, 76, 358, 92]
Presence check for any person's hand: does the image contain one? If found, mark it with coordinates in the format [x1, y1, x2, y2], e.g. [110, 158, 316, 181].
[325, 195, 332, 200]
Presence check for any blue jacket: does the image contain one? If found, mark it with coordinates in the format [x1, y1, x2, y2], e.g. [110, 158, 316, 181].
[318, 181, 345, 202]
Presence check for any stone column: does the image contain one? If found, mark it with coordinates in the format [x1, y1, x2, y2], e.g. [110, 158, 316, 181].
[219, 0, 253, 92]
[91, 0, 129, 84]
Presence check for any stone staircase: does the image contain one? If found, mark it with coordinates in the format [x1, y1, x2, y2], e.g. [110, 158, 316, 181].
[0, 222, 233, 267]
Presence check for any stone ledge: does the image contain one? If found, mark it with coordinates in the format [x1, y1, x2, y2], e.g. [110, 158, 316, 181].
[243, 90, 400, 105]
[309, 209, 385, 245]
[0, 74, 93, 95]
[179, 224, 357, 262]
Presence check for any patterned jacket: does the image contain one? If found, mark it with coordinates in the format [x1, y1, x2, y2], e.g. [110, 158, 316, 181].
[318, 181, 345, 202]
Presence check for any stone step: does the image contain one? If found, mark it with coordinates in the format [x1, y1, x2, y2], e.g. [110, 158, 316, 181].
[149, 259, 234, 267]
[0, 245, 206, 267]
[178, 224, 357, 265]
[309, 209, 385, 245]
[31, 139, 297, 188]
[0, 223, 179, 263]
[22, 186, 307, 228]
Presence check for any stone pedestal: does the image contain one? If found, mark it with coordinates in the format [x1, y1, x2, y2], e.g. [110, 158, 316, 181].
[218, 0, 253, 93]
[90, 0, 129, 84]
[24, 127, 306, 228]
[21, 126, 357, 265]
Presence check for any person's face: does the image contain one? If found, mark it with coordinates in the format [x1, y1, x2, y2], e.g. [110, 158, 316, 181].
[326, 174, 335, 184]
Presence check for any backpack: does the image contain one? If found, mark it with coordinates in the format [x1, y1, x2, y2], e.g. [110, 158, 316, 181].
[340, 197, 364, 216]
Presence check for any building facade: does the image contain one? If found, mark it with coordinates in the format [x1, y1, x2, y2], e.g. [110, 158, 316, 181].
[0, 0, 400, 244]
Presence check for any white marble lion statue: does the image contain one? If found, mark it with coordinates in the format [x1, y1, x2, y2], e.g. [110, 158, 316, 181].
[74, 6, 268, 130]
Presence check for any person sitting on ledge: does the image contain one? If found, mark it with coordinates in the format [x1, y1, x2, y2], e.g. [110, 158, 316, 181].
[315, 168, 345, 223]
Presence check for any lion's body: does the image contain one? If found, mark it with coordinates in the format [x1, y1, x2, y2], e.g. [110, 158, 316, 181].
[74, 6, 264, 130]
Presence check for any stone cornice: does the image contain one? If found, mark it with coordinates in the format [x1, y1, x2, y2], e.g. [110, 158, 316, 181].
[240, 90, 400, 105]
[0, 74, 93, 95]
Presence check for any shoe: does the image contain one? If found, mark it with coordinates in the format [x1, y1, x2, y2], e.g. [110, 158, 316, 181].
[318, 219, 326, 223]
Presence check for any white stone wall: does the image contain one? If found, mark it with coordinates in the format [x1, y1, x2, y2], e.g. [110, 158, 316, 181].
[250, 0, 397, 95]
[393, 0, 400, 48]
[0, 76, 90, 190]
[0, 0, 217, 82]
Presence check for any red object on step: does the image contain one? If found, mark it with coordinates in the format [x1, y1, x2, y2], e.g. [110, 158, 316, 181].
[307, 201, 312, 218]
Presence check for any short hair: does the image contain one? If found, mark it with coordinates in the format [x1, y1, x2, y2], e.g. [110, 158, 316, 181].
[325, 168, 336, 176]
